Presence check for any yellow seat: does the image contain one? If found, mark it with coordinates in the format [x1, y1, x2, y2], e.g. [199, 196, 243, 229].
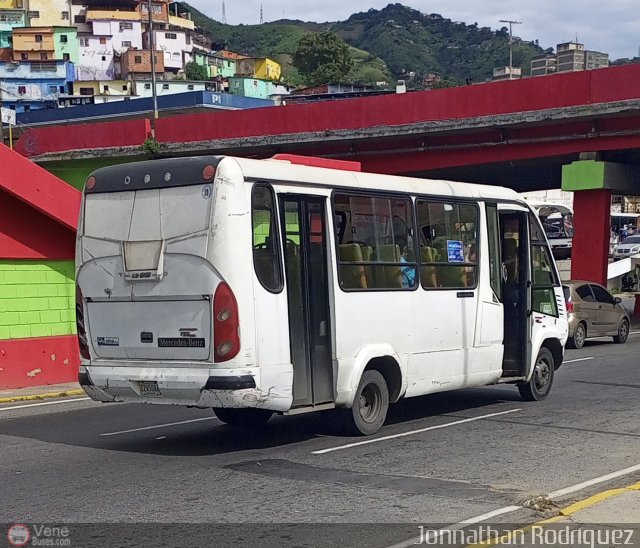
[375, 244, 402, 288]
[338, 244, 368, 289]
[420, 246, 439, 287]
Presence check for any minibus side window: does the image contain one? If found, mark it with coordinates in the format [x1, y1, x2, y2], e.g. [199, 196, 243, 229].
[252, 185, 283, 293]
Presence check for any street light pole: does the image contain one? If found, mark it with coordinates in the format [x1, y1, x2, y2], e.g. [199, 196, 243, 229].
[499, 19, 522, 79]
[148, 0, 159, 136]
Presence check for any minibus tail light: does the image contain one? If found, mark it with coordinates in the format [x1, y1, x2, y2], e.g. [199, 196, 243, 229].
[202, 165, 216, 182]
[76, 284, 91, 360]
[213, 282, 240, 362]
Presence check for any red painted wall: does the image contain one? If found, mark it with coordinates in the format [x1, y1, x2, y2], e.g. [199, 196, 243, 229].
[14, 118, 150, 159]
[0, 335, 79, 389]
[0, 191, 76, 259]
[571, 189, 611, 285]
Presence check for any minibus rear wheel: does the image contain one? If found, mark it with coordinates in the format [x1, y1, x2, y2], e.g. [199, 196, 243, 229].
[214, 408, 273, 428]
[518, 346, 555, 401]
[338, 370, 389, 436]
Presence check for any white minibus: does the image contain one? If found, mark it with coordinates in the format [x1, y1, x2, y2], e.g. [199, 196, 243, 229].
[76, 155, 568, 435]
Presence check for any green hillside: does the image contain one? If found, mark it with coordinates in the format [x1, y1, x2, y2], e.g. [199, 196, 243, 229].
[183, 2, 544, 88]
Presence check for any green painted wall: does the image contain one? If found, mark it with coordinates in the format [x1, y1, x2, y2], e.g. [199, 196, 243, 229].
[0, 260, 76, 340]
[42, 157, 139, 190]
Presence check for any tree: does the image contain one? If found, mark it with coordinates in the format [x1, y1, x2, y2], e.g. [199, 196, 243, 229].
[185, 62, 209, 81]
[293, 31, 353, 86]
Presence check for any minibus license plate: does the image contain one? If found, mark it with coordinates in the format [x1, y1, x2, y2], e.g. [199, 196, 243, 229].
[138, 381, 161, 397]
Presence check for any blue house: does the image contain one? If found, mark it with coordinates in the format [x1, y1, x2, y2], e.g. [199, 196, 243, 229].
[0, 60, 75, 112]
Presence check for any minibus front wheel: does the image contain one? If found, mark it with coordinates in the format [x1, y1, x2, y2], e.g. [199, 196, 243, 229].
[518, 346, 555, 401]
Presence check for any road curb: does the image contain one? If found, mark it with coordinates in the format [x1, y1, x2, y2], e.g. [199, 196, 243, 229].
[559, 479, 640, 516]
[0, 388, 85, 404]
[464, 480, 640, 547]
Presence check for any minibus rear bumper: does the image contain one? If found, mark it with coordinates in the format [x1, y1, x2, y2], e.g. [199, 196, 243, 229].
[79, 363, 293, 412]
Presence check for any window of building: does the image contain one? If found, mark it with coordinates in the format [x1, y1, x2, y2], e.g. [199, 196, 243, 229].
[122, 85, 128, 91]
[79, 87, 93, 96]
[27, 10, 39, 18]
[251, 185, 283, 293]
[416, 200, 478, 289]
[144, 83, 151, 90]
[162, 83, 169, 89]
[35, 34, 43, 42]
[59, 34, 68, 43]
[40, 52, 48, 60]
[74, 15, 86, 24]
[103, 85, 109, 93]
[101, 56, 106, 61]
[333, 193, 417, 290]
[134, 55, 142, 64]
[99, 37, 107, 45]
[122, 41, 132, 48]
[49, 85, 57, 93]
[21, 53, 28, 60]
[120, 22, 133, 30]
[63, 53, 70, 61]
[79, 37, 89, 47]
[187, 84, 194, 90]
[59, 86, 65, 94]
[61, 11, 69, 20]
[164, 32, 177, 40]
[18, 86, 26, 95]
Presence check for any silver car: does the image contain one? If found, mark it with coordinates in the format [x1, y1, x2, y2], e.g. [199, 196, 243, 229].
[563, 281, 630, 349]
[612, 234, 640, 260]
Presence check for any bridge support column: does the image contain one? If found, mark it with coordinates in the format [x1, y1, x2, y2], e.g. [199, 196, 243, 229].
[562, 159, 640, 285]
[570, 189, 611, 285]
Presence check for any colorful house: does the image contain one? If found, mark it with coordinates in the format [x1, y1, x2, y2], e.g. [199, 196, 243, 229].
[0, 1, 25, 49]
[227, 76, 281, 100]
[25, 0, 72, 27]
[236, 57, 281, 81]
[0, 60, 75, 113]
[0, 144, 81, 390]
[12, 27, 78, 63]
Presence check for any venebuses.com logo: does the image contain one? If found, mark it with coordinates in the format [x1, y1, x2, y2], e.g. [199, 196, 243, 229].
[7, 524, 31, 547]
[6, 523, 71, 547]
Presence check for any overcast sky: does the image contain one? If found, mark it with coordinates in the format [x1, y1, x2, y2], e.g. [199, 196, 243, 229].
[189, 0, 639, 60]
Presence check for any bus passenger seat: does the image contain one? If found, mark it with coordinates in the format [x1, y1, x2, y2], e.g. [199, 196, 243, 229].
[376, 244, 402, 288]
[338, 244, 368, 288]
[420, 246, 439, 287]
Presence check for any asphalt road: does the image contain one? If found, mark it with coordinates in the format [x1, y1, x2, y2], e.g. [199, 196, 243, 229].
[1, 331, 640, 547]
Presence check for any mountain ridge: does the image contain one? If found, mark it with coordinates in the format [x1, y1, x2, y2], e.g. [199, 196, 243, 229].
[183, 3, 546, 88]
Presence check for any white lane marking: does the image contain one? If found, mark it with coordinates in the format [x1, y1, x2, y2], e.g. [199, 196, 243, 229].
[387, 506, 522, 548]
[386, 462, 640, 548]
[312, 409, 521, 455]
[0, 397, 91, 412]
[548, 463, 640, 499]
[564, 357, 595, 363]
[100, 416, 215, 436]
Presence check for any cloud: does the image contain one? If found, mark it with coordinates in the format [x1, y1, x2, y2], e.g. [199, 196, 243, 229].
[189, 1, 640, 59]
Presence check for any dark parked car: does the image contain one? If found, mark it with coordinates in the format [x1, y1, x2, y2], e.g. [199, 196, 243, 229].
[563, 281, 630, 349]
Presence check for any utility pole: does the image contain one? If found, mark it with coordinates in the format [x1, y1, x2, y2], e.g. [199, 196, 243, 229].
[222, 1, 227, 24]
[148, 0, 158, 136]
[260, 4, 263, 24]
[499, 19, 522, 79]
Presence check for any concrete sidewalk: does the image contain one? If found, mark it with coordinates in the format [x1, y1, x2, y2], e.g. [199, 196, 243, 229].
[0, 381, 83, 403]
